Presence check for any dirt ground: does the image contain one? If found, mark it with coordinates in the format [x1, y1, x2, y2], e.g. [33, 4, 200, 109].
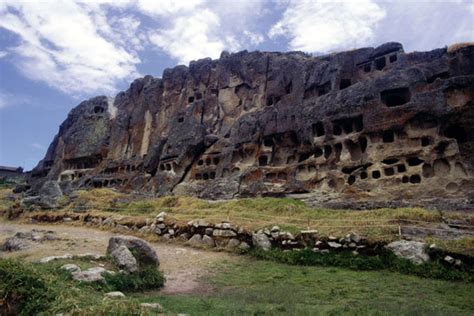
[0, 220, 237, 295]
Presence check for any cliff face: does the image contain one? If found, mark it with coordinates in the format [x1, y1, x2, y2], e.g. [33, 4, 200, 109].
[30, 42, 474, 209]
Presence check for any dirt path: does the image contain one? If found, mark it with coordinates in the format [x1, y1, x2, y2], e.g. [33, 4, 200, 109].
[0, 220, 237, 295]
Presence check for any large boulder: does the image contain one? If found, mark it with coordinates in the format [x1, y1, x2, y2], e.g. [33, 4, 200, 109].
[107, 236, 159, 269]
[110, 244, 138, 272]
[385, 240, 430, 264]
[38, 180, 63, 209]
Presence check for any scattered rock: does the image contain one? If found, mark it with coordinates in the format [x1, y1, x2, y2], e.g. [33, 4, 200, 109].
[202, 235, 215, 248]
[1, 235, 30, 251]
[444, 255, 455, 264]
[186, 234, 203, 247]
[40, 254, 73, 263]
[76, 253, 105, 260]
[239, 241, 250, 251]
[140, 303, 163, 311]
[385, 240, 429, 264]
[328, 242, 342, 248]
[226, 238, 241, 249]
[213, 229, 237, 237]
[60, 264, 81, 273]
[271, 226, 280, 232]
[205, 228, 214, 236]
[72, 267, 107, 282]
[252, 232, 271, 251]
[105, 291, 126, 299]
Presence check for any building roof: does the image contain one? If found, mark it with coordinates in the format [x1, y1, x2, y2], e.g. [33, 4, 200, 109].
[0, 165, 23, 172]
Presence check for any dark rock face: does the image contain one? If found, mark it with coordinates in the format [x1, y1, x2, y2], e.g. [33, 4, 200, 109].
[29, 43, 474, 209]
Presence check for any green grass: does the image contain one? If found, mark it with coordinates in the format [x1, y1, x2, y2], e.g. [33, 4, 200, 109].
[248, 248, 474, 282]
[2, 255, 473, 315]
[0, 257, 164, 315]
[133, 258, 474, 315]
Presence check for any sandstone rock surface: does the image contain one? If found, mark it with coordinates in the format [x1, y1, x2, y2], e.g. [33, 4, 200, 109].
[28, 43, 474, 209]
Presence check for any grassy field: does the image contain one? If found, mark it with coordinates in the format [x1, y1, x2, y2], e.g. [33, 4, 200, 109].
[1, 255, 473, 315]
[144, 258, 474, 315]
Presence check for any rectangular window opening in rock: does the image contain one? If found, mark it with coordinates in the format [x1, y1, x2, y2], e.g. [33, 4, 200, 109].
[339, 79, 351, 90]
[380, 87, 411, 107]
[375, 57, 386, 70]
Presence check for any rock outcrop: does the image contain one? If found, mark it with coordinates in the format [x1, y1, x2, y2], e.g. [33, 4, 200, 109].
[28, 42, 474, 209]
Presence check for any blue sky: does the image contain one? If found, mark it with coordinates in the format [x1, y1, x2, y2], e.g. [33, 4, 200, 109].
[0, 0, 473, 170]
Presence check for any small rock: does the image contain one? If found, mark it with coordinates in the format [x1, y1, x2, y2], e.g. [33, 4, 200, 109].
[455, 259, 462, 266]
[40, 254, 73, 263]
[105, 291, 125, 299]
[140, 303, 162, 311]
[252, 233, 271, 251]
[271, 226, 280, 232]
[61, 264, 81, 273]
[202, 235, 215, 248]
[63, 217, 73, 222]
[179, 233, 190, 240]
[239, 241, 250, 250]
[444, 255, 455, 264]
[156, 223, 166, 230]
[348, 242, 357, 248]
[226, 238, 240, 249]
[205, 228, 214, 236]
[157, 211, 167, 218]
[76, 253, 105, 260]
[1, 236, 30, 251]
[385, 240, 429, 265]
[193, 219, 210, 228]
[215, 222, 231, 229]
[349, 233, 361, 243]
[154, 228, 162, 235]
[328, 242, 342, 248]
[328, 235, 337, 241]
[213, 229, 237, 237]
[186, 234, 203, 247]
[321, 249, 330, 254]
[72, 267, 107, 282]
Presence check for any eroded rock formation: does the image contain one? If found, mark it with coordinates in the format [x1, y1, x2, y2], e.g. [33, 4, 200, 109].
[29, 42, 474, 209]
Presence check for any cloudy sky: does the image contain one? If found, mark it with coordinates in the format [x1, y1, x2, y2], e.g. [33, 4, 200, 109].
[0, 0, 473, 170]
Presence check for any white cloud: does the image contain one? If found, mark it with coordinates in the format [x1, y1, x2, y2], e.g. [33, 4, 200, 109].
[0, 51, 8, 58]
[269, 0, 386, 53]
[149, 8, 227, 64]
[31, 143, 46, 151]
[136, 0, 205, 16]
[146, 0, 267, 64]
[244, 31, 264, 46]
[0, 1, 143, 97]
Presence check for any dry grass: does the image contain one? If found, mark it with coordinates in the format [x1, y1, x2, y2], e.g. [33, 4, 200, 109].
[447, 42, 474, 53]
[53, 189, 474, 247]
[5, 188, 474, 253]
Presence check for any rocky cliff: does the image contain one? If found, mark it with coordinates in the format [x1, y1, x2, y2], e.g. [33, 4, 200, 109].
[29, 42, 474, 209]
